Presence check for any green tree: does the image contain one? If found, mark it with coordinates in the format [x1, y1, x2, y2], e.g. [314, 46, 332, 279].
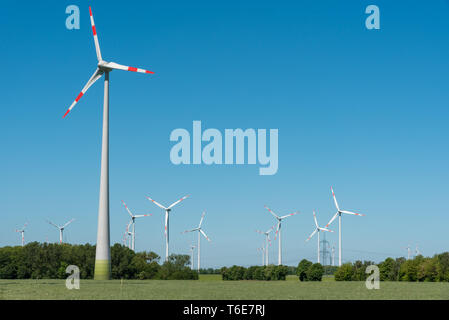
[296, 259, 313, 281]
[306, 263, 324, 281]
[334, 263, 354, 281]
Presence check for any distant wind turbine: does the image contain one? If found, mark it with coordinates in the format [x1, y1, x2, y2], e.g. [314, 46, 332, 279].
[182, 211, 211, 271]
[46, 219, 75, 244]
[255, 225, 275, 265]
[15, 223, 28, 247]
[325, 187, 365, 266]
[121, 200, 151, 251]
[146, 195, 189, 261]
[305, 211, 333, 263]
[264, 205, 300, 265]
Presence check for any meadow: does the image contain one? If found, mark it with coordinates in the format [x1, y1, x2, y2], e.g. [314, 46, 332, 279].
[1, 275, 448, 300]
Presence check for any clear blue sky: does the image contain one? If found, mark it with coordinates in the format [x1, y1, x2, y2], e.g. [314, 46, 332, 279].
[1, 0, 448, 267]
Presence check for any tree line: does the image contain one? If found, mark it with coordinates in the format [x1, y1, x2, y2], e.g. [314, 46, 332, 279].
[333, 252, 449, 282]
[0, 242, 197, 280]
[220, 265, 289, 280]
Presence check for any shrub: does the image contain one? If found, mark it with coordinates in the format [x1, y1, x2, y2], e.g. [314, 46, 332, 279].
[296, 259, 313, 281]
[306, 263, 324, 281]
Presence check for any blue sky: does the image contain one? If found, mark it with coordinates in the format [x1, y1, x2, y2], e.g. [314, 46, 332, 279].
[1, 0, 449, 267]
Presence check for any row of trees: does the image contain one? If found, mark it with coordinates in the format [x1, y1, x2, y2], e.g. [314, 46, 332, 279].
[0, 242, 198, 280]
[334, 252, 449, 282]
[220, 265, 289, 280]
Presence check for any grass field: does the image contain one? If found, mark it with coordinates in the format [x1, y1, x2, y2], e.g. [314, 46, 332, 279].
[1, 275, 448, 300]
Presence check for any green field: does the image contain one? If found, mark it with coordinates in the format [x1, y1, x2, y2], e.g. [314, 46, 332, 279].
[1, 275, 448, 300]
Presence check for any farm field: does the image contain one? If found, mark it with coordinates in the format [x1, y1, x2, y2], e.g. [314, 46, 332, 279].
[1, 275, 448, 300]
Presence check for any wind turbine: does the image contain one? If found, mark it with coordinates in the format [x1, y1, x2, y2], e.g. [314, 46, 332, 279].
[46, 219, 75, 244]
[405, 244, 412, 260]
[255, 225, 275, 265]
[325, 186, 365, 266]
[264, 205, 300, 266]
[415, 245, 421, 257]
[182, 211, 211, 271]
[63, 6, 154, 280]
[15, 223, 28, 247]
[305, 211, 333, 263]
[146, 195, 189, 261]
[121, 200, 151, 251]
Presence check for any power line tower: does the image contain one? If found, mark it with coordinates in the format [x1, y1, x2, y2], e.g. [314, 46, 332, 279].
[320, 232, 331, 266]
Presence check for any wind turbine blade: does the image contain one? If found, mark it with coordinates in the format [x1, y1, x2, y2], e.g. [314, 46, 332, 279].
[46, 219, 59, 229]
[104, 61, 154, 75]
[341, 210, 365, 217]
[264, 205, 279, 219]
[89, 6, 102, 61]
[167, 195, 189, 209]
[146, 196, 167, 210]
[331, 186, 340, 211]
[182, 228, 198, 234]
[280, 211, 300, 219]
[200, 229, 211, 242]
[325, 212, 339, 228]
[305, 229, 317, 242]
[319, 227, 333, 233]
[63, 219, 75, 228]
[313, 211, 319, 228]
[134, 214, 152, 218]
[121, 200, 134, 218]
[198, 211, 206, 228]
[63, 68, 103, 118]
[274, 222, 280, 240]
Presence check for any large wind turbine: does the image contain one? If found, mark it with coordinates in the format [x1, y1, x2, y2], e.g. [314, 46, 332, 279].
[46, 219, 75, 244]
[182, 211, 211, 271]
[63, 6, 154, 280]
[305, 211, 333, 263]
[15, 223, 28, 247]
[146, 195, 189, 261]
[121, 200, 151, 251]
[325, 186, 365, 266]
[264, 205, 300, 265]
[255, 225, 275, 265]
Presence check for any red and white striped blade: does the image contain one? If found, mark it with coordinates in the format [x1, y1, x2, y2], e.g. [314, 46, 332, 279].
[331, 186, 340, 211]
[89, 6, 102, 61]
[146, 196, 167, 210]
[134, 214, 152, 218]
[121, 200, 134, 218]
[280, 211, 300, 219]
[104, 61, 154, 75]
[63, 68, 103, 118]
[164, 211, 168, 238]
[167, 194, 189, 209]
[325, 212, 339, 228]
[200, 229, 211, 242]
[313, 211, 319, 228]
[274, 222, 280, 240]
[341, 210, 365, 216]
[305, 229, 317, 242]
[319, 227, 333, 233]
[264, 205, 279, 219]
[198, 211, 206, 228]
